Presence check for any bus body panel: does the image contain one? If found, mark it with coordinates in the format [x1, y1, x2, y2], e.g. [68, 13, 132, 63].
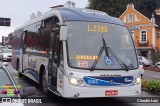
[22, 54, 49, 83]
[61, 69, 141, 97]
[63, 75, 141, 97]
[57, 68, 64, 96]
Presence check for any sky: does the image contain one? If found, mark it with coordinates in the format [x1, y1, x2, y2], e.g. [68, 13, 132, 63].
[0, 0, 89, 42]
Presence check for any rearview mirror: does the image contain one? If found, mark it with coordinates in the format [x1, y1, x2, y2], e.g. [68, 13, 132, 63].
[60, 26, 67, 41]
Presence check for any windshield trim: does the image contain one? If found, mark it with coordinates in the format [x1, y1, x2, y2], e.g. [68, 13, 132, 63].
[65, 21, 139, 70]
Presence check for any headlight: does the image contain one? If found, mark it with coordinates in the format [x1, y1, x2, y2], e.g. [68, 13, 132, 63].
[3, 55, 7, 57]
[137, 77, 141, 84]
[133, 77, 141, 84]
[69, 77, 84, 86]
[3, 55, 7, 58]
[70, 78, 78, 85]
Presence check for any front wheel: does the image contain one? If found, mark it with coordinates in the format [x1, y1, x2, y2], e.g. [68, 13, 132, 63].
[42, 71, 49, 95]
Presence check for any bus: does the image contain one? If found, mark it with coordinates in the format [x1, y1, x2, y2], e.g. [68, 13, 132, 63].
[11, 7, 141, 98]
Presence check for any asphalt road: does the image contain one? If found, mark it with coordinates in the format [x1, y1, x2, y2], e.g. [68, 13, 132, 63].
[1, 61, 160, 106]
[143, 70, 160, 80]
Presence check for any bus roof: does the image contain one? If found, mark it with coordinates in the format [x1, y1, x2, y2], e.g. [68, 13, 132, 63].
[56, 7, 124, 25]
[15, 7, 125, 30]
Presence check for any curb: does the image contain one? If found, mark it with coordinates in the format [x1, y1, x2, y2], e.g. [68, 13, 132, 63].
[141, 89, 160, 95]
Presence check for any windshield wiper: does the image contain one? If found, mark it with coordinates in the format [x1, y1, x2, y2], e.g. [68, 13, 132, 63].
[90, 35, 109, 71]
[90, 46, 105, 71]
[107, 47, 129, 71]
[90, 34, 129, 71]
[102, 35, 130, 71]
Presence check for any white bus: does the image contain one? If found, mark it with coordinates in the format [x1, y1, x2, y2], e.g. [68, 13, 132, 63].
[11, 7, 141, 98]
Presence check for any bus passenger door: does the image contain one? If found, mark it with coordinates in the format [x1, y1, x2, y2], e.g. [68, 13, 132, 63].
[48, 31, 61, 91]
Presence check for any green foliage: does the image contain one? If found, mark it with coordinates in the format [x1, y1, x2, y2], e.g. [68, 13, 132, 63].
[151, 47, 160, 65]
[134, 0, 157, 12]
[8, 33, 13, 40]
[87, 0, 160, 17]
[142, 80, 160, 94]
[141, 80, 149, 90]
[146, 80, 160, 93]
[87, 0, 129, 17]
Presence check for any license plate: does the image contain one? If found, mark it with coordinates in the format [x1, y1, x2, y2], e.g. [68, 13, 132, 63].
[105, 90, 118, 96]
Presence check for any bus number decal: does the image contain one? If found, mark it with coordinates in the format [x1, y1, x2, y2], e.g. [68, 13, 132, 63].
[87, 79, 98, 85]
[88, 25, 108, 32]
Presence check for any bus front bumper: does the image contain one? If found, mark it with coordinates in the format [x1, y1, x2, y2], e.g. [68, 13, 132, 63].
[63, 76, 141, 98]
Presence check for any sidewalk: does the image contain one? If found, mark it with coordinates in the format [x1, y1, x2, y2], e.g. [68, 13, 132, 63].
[144, 66, 160, 72]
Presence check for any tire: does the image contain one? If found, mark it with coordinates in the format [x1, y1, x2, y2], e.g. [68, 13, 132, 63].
[42, 71, 49, 95]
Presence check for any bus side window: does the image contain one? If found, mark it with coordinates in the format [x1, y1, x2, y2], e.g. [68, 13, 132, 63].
[23, 31, 27, 52]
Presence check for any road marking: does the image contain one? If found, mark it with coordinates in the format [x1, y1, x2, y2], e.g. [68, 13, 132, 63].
[153, 76, 160, 79]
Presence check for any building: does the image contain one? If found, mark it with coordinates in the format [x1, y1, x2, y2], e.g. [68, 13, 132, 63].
[119, 3, 160, 59]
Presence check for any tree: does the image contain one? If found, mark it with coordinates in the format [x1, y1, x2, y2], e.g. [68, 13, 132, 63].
[64, 1, 76, 7]
[8, 33, 13, 41]
[87, 0, 130, 17]
[134, 0, 157, 12]
[87, 0, 159, 17]
[151, 47, 160, 65]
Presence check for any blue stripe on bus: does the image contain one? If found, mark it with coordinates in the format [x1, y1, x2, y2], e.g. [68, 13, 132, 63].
[23, 68, 39, 82]
[83, 76, 133, 86]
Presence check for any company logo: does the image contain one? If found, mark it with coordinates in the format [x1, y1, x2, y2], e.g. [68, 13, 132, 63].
[125, 78, 133, 82]
[83, 10, 106, 16]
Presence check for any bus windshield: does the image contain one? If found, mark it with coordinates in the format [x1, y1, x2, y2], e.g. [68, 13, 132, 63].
[66, 21, 138, 70]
